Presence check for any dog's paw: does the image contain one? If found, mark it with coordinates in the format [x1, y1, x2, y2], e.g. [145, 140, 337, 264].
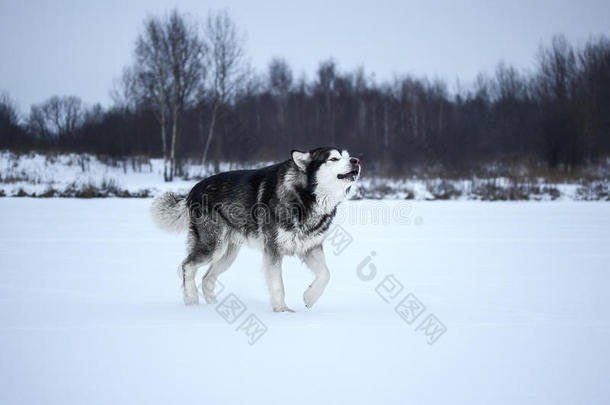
[272, 304, 295, 313]
[183, 292, 199, 305]
[303, 287, 320, 309]
[203, 296, 217, 304]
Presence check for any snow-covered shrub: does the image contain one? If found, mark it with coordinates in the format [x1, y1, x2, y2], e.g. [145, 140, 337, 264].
[426, 180, 462, 200]
[576, 181, 609, 200]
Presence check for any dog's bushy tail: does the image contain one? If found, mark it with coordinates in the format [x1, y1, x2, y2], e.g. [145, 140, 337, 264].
[151, 192, 190, 233]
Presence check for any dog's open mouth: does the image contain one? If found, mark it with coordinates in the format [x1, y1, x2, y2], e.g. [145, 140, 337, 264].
[337, 169, 359, 181]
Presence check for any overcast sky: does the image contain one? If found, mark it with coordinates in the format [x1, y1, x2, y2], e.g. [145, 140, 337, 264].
[1, 0, 609, 110]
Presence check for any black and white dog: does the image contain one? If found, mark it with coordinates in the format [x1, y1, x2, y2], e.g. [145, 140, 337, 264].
[151, 146, 360, 312]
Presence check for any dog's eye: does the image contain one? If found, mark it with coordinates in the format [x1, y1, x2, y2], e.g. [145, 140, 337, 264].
[329, 157, 339, 162]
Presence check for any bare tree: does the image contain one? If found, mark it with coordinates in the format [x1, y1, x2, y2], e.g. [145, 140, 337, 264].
[6, 31, 610, 175]
[134, 16, 172, 180]
[27, 95, 83, 138]
[0, 92, 26, 148]
[268, 58, 292, 130]
[0, 92, 19, 124]
[315, 59, 338, 144]
[27, 105, 49, 139]
[133, 10, 204, 181]
[535, 35, 578, 103]
[268, 57, 293, 95]
[201, 9, 246, 172]
[534, 35, 581, 167]
[110, 66, 138, 112]
[166, 10, 205, 178]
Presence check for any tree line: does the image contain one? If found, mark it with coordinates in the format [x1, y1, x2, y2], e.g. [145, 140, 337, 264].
[1, 9, 609, 179]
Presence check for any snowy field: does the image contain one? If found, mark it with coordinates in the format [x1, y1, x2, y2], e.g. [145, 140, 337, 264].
[3, 151, 609, 200]
[1, 198, 609, 404]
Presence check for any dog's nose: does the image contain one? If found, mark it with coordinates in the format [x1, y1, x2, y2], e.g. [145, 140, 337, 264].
[350, 157, 360, 166]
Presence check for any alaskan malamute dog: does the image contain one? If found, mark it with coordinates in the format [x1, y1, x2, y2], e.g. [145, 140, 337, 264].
[151, 146, 360, 312]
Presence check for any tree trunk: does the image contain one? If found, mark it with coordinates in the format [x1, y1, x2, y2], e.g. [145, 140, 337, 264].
[161, 110, 169, 182]
[169, 105, 178, 182]
[326, 91, 335, 145]
[214, 119, 223, 173]
[202, 101, 219, 166]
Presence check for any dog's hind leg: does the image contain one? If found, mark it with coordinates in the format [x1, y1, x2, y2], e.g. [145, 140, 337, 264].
[181, 223, 225, 305]
[182, 216, 229, 305]
[201, 241, 241, 304]
[181, 254, 209, 305]
[300, 245, 331, 309]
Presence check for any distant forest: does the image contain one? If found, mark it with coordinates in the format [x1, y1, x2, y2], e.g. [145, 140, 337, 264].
[1, 9, 609, 180]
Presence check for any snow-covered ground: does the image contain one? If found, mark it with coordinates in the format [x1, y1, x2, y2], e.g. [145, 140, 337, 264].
[2, 151, 608, 200]
[1, 198, 609, 404]
[0, 151, 253, 197]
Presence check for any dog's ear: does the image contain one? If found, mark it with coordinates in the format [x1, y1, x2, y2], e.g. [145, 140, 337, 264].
[291, 150, 310, 171]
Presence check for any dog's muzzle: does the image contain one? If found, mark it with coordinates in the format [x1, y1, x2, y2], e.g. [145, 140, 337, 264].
[337, 158, 360, 181]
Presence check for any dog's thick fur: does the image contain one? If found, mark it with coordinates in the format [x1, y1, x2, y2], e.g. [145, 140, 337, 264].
[151, 146, 360, 311]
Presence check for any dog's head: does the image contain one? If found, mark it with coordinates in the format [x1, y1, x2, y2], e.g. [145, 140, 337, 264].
[291, 146, 361, 200]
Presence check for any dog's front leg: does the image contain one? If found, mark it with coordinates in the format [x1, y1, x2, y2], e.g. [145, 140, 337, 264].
[263, 250, 294, 312]
[300, 245, 330, 309]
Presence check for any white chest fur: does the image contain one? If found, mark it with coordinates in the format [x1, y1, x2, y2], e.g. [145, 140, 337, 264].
[275, 227, 327, 256]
